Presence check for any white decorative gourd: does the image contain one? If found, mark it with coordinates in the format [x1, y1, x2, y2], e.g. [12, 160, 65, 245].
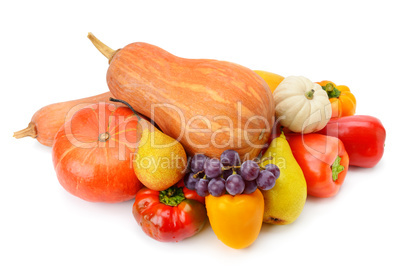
[273, 76, 332, 133]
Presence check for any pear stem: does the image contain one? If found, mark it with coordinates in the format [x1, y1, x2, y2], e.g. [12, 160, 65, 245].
[109, 97, 159, 128]
[109, 98, 141, 121]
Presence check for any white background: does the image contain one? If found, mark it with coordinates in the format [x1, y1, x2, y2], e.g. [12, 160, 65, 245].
[1, 1, 401, 267]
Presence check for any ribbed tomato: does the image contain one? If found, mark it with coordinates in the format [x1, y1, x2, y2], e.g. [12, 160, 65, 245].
[52, 103, 143, 202]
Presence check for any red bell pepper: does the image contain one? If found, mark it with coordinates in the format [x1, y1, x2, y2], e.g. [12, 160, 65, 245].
[286, 133, 349, 198]
[132, 185, 207, 242]
[317, 115, 386, 168]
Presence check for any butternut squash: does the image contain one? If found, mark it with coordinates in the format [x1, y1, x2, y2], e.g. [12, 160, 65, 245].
[14, 92, 115, 146]
[88, 33, 275, 160]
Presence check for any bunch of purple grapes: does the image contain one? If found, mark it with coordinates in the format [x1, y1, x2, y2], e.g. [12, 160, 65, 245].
[184, 149, 280, 197]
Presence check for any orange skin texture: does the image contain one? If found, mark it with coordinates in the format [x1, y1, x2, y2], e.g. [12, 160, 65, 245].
[286, 134, 349, 198]
[205, 189, 264, 249]
[29, 92, 115, 146]
[106, 43, 275, 160]
[317, 80, 356, 118]
[52, 103, 143, 203]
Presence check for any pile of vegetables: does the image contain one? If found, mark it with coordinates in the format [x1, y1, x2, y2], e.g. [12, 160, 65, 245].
[14, 33, 386, 249]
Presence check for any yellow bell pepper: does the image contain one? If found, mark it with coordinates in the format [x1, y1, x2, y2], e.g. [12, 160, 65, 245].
[317, 80, 356, 118]
[205, 189, 264, 249]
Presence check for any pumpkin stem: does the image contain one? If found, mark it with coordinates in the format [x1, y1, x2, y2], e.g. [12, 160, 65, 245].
[305, 89, 315, 100]
[87, 32, 119, 63]
[13, 122, 37, 139]
[98, 132, 110, 142]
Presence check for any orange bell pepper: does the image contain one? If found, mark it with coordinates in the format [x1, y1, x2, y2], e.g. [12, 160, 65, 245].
[317, 80, 356, 118]
[205, 189, 264, 249]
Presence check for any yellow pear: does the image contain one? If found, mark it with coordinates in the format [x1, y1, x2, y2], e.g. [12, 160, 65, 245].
[259, 133, 307, 224]
[133, 122, 187, 191]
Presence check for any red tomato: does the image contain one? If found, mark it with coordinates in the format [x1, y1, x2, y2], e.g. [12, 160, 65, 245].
[52, 103, 143, 202]
[133, 186, 207, 242]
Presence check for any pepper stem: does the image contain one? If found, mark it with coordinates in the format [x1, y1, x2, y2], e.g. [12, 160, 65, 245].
[322, 83, 341, 99]
[305, 89, 315, 100]
[331, 156, 345, 181]
[13, 122, 37, 139]
[87, 32, 119, 63]
[159, 186, 186, 206]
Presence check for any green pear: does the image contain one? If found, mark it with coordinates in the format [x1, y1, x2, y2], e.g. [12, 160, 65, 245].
[133, 122, 187, 191]
[260, 133, 307, 224]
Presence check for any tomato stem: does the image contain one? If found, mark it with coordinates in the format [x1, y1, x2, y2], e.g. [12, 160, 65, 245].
[331, 156, 345, 181]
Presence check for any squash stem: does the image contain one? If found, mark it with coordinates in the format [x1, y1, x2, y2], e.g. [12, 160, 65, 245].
[87, 32, 118, 63]
[305, 89, 315, 100]
[13, 122, 37, 139]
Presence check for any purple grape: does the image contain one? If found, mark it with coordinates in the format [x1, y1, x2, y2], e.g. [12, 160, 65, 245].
[240, 160, 260, 181]
[243, 180, 258, 194]
[256, 170, 276, 190]
[220, 149, 241, 167]
[204, 158, 222, 178]
[222, 169, 233, 180]
[225, 174, 245, 195]
[264, 164, 280, 180]
[208, 178, 226, 197]
[195, 178, 210, 197]
[191, 154, 209, 173]
[183, 172, 199, 190]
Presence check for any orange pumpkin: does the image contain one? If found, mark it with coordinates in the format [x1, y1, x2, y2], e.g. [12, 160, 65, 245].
[52, 103, 143, 203]
[88, 33, 275, 160]
[317, 80, 356, 118]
